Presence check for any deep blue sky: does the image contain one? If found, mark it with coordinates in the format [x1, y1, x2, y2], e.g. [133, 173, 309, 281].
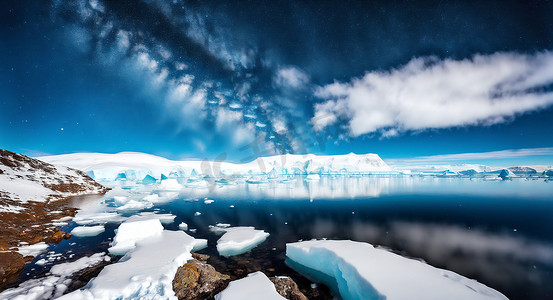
[1, 0, 552, 164]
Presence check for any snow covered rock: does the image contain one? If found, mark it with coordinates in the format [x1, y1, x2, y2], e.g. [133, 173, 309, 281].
[1, 148, 107, 211]
[0, 253, 108, 300]
[216, 227, 270, 257]
[215, 271, 285, 300]
[286, 240, 508, 300]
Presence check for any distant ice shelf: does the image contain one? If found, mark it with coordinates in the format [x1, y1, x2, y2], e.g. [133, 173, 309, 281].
[286, 240, 508, 300]
[37, 152, 393, 181]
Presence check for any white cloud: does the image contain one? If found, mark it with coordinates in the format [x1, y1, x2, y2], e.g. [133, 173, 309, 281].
[275, 66, 309, 89]
[387, 147, 553, 165]
[314, 51, 553, 136]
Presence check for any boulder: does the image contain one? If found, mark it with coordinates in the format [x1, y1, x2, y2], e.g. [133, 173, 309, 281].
[173, 259, 230, 300]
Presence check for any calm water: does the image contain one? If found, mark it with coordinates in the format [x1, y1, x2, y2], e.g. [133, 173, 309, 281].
[18, 176, 553, 299]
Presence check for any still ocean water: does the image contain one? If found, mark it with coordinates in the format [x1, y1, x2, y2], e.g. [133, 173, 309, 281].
[19, 176, 553, 299]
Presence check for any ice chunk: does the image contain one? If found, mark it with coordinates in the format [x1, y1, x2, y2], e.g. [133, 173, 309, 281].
[216, 227, 269, 257]
[74, 212, 124, 225]
[157, 178, 182, 191]
[246, 176, 268, 184]
[286, 240, 508, 300]
[215, 271, 285, 300]
[157, 213, 176, 224]
[116, 200, 153, 213]
[60, 230, 195, 300]
[108, 218, 164, 255]
[192, 239, 208, 252]
[141, 174, 157, 185]
[305, 174, 320, 181]
[71, 225, 105, 237]
[178, 222, 188, 231]
[204, 199, 215, 204]
[17, 242, 48, 257]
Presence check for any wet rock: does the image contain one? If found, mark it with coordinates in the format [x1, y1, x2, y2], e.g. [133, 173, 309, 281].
[173, 259, 230, 300]
[270, 276, 308, 300]
[0, 252, 25, 291]
[191, 252, 210, 261]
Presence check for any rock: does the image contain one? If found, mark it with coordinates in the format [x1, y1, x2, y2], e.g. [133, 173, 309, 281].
[269, 276, 308, 300]
[173, 259, 230, 300]
[191, 252, 210, 261]
[0, 252, 25, 291]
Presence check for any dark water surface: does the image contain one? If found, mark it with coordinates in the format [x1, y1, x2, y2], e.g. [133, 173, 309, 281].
[18, 177, 553, 299]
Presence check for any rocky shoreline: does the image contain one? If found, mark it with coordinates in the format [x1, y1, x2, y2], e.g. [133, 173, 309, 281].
[0, 149, 109, 291]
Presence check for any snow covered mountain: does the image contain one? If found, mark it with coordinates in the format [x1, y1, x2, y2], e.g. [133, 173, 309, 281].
[38, 152, 392, 181]
[0, 149, 107, 213]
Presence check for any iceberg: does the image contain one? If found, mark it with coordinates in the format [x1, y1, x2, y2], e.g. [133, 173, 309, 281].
[178, 222, 188, 231]
[286, 240, 508, 300]
[498, 169, 515, 179]
[107, 218, 164, 255]
[216, 227, 269, 257]
[61, 230, 195, 300]
[71, 225, 105, 237]
[141, 174, 157, 185]
[215, 271, 285, 300]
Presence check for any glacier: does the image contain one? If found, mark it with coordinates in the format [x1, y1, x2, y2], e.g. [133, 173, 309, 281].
[286, 240, 508, 300]
[38, 152, 393, 181]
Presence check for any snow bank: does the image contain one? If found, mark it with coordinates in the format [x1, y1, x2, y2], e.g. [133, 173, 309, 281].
[108, 218, 164, 255]
[61, 230, 195, 300]
[17, 242, 48, 257]
[286, 240, 508, 300]
[215, 271, 285, 300]
[71, 225, 105, 237]
[216, 227, 269, 257]
[0, 253, 108, 300]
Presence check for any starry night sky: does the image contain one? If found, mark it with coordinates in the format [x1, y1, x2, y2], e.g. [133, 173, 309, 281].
[1, 0, 552, 164]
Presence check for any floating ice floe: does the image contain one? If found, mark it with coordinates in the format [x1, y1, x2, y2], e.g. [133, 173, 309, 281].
[107, 218, 164, 255]
[116, 200, 153, 213]
[286, 240, 508, 300]
[71, 225, 105, 237]
[157, 178, 182, 191]
[0, 253, 108, 300]
[192, 239, 208, 252]
[17, 242, 48, 257]
[204, 199, 215, 204]
[73, 212, 125, 225]
[156, 213, 177, 224]
[215, 271, 285, 300]
[60, 230, 195, 300]
[178, 222, 188, 231]
[216, 227, 269, 257]
[305, 174, 321, 181]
